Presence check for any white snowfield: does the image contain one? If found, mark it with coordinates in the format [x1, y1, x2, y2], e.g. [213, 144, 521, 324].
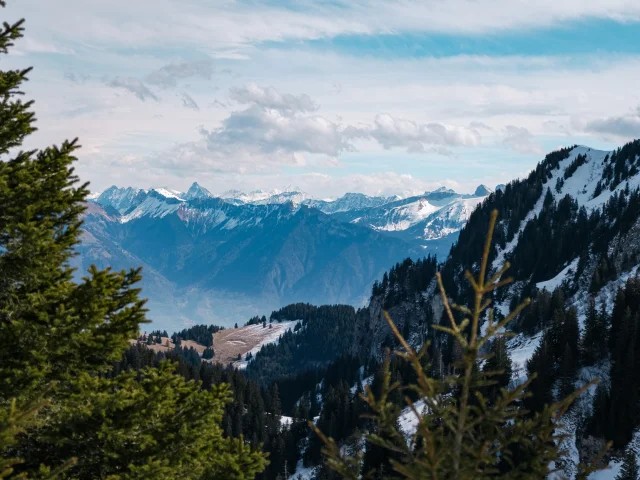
[152, 187, 184, 201]
[376, 198, 441, 231]
[120, 194, 182, 223]
[536, 257, 580, 292]
[494, 147, 606, 272]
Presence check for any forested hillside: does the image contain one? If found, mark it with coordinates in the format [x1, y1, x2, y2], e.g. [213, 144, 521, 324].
[224, 140, 640, 478]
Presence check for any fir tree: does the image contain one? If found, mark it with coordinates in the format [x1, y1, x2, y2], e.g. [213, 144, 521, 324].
[616, 449, 639, 480]
[482, 336, 513, 405]
[582, 296, 607, 365]
[0, 5, 266, 477]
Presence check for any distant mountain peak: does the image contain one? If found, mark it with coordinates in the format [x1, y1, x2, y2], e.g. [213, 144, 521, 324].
[474, 184, 492, 196]
[342, 192, 368, 199]
[183, 182, 213, 201]
[430, 186, 457, 195]
[219, 187, 309, 205]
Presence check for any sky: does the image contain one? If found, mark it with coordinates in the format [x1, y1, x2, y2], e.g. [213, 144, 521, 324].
[4, 0, 640, 198]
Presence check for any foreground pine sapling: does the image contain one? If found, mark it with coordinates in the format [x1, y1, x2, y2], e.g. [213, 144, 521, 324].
[313, 209, 609, 479]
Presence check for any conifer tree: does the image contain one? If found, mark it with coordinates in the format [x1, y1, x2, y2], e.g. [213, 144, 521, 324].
[616, 449, 639, 480]
[0, 4, 266, 478]
[582, 296, 607, 365]
[482, 337, 513, 405]
[313, 210, 607, 479]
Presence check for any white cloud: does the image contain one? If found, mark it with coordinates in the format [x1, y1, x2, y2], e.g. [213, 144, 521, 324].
[15, 37, 75, 55]
[229, 83, 317, 113]
[176, 110, 356, 172]
[146, 59, 214, 87]
[502, 125, 543, 154]
[368, 113, 481, 152]
[149, 85, 484, 174]
[469, 121, 493, 131]
[108, 77, 158, 101]
[181, 93, 199, 110]
[7, 0, 640, 196]
[7, 0, 640, 57]
[584, 106, 640, 139]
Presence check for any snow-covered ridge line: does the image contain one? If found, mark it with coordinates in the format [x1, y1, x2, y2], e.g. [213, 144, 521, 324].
[90, 182, 496, 240]
[492, 146, 611, 272]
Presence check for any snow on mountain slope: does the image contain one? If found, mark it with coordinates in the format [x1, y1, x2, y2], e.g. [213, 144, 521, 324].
[95, 186, 147, 215]
[120, 190, 183, 223]
[305, 192, 401, 214]
[536, 257, 580, 292]
[230, 321, 298, 369]
[177, 199, 293, 233]
[493, 147, 610, 272]
[417, 196, 486, 240]
[341, 187, 489, 242]
[480, 143, 640, 478]
[182, 182, 214, 201]
[90, 183, 486, 247]
[220, 187, 310, 205]
[375, 198, 442, 232]
[151, 187, 184, 201]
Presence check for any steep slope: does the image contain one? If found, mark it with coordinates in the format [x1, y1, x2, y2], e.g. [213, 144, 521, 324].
[238, 140, 640, 478]
[364, 140, 640, 477]
[94, 185, 147, 215]
[182, 182, 214, 201]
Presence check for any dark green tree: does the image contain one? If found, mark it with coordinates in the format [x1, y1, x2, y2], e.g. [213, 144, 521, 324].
[582, 296, 608, 365]
[0, 5, 266, 478]
[616, 449, 639, 480]
[482, 336, 513, 405]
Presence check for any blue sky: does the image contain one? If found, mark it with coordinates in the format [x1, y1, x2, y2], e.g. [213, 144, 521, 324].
[4, 0, 640, 197]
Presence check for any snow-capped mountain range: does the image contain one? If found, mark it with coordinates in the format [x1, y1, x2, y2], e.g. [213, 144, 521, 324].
[91, 182, 494, 244]
[78, 182, 494, 330]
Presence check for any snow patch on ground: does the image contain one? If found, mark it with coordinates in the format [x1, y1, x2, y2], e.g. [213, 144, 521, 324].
[350, 375, 373, 395]
[234, 321, 298, 369]
[507, 332, 542, 384]
[536, 257, 580, 292]
[398, 399, 427, 440]
[588, 462, 622, 480]
[589, 429, 640, 479]
[493, 147, 603, 272]
[288, 461, 317, 480]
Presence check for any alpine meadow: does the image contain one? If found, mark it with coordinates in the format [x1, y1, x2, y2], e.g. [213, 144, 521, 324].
[2, 1, 640, 479]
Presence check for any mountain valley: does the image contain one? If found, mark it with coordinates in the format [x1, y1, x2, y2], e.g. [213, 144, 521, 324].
[80, 183, 492, 330]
